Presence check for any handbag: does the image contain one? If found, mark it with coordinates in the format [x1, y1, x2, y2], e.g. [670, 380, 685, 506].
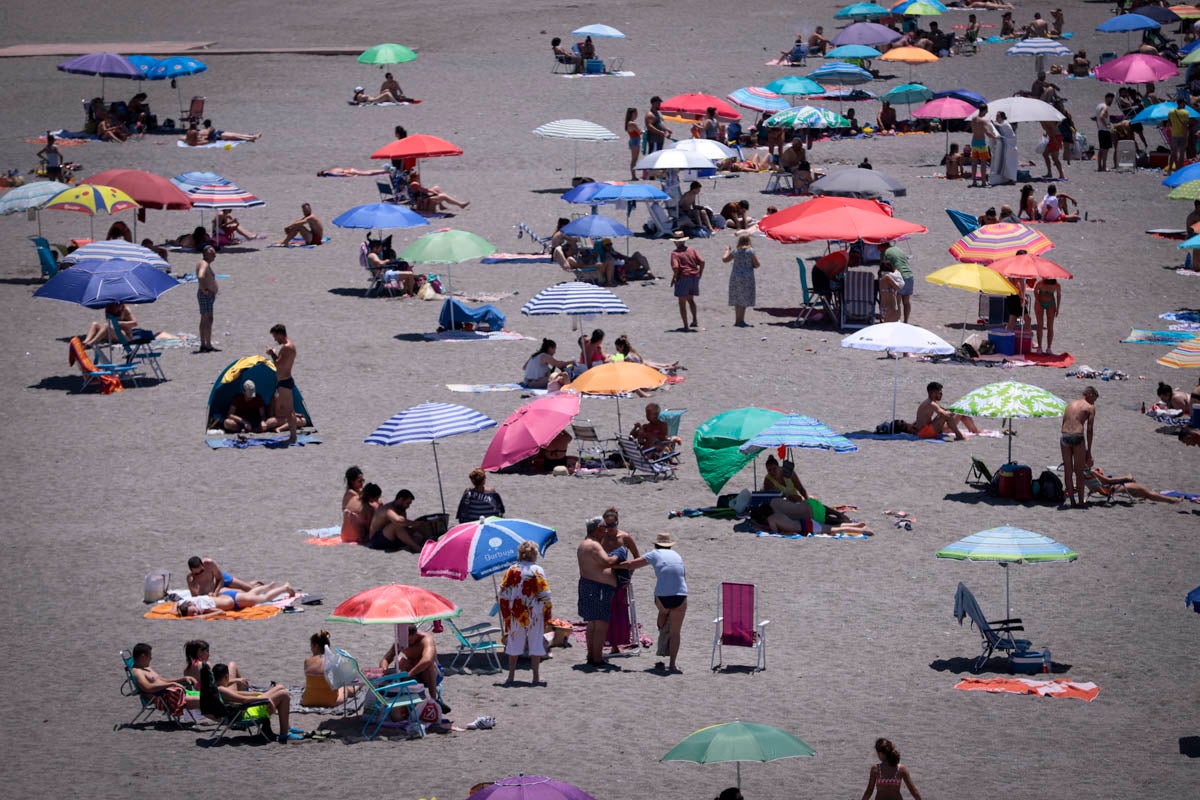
[1035, 136, 1048, 155]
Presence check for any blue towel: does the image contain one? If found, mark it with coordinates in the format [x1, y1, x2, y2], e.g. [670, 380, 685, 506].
[205, 434, 322, 449]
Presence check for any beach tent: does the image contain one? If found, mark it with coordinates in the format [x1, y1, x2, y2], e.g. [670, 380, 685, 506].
[206, 355, 312, 430]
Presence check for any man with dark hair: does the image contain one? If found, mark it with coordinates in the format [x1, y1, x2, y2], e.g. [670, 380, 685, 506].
[129, 643, 200, 717]
[368, 490, 421, 552]
[267, 324, 298, 444]
[1096, 93, 1115, 172]
[914, 382, 980, 440]
[644, 96, 672, 152]
[186, 556, 260, 596]
[1061, 386, 1098, 508]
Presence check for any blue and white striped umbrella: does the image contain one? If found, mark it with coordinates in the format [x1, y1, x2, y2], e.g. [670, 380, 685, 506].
[366, 402, 497, 513]
[171, 171, 232, 189]
[727, 87, 791, 113]
[59, 240, 170, 271]
[937, 525, 1077, 618]
[806, 62, 874, 86]
[0, 180, 71, 215]
[521, 281, 629, 317]
[1006, 38, 1072, 57]
[738, 414, 857, 455]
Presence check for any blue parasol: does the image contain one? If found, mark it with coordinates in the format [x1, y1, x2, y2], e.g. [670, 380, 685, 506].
[561, 215, 634, 239]
[34, 258, 181, 308]
[332, 202, 429, 231]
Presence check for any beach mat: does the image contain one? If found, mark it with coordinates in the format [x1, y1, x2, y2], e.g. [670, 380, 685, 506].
[268, 237, 332, 249]
[205, 433, 323, 449]
[480, 253, 554, 264]
[954, 677, 1099, 702]
[422, 330, 533, 342]
[144, 601, 282, 621]
[347, 99, 422, 106]
[736, 527, 870, 540]
[176, 139, 242, 149]
[561, 71, 635, 78]
[299, 524, 356, 545]
[446, 383, 525, 393]
[974, 352, 1075, 368]
[1122, 329, 1196, 344]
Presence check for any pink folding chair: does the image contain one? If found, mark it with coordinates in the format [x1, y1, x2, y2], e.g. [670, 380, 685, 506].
[711, 581, 769, 673]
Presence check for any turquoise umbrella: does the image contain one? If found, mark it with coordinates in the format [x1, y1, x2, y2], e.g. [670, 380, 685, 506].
[662, 721, 815, 791]
[883, 82, 932, 112]
[835, 3, 891, 21]
[937, 525, 1077, 618]
[825, 45, 882, 60]
[694, 408, 788, 494]
[764, 76, 825, 98]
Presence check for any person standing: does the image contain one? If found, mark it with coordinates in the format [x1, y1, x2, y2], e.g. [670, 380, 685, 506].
[600, 507, 638, 655]
[1167, 97, 1191, 174]
[722, 234, 759, 327]
[1096, 93, 1115, 172]
[1060, 386, 1098, 508]
[969, 105, 998, 187]
[196, 246, 219, 353]
[644, 96, 672, 153]
[37, 133, 63, 181]
[669, 231, 704, 331]
[267, 323, 298, 444]
[1040, 118, 1065, 181]
[624, 107, 641, 180]
[615, 532, 688, 674]
[878, 262, 903, 323]
[577, 517, 620, 670]
[1032, 277, 1061, 353]
[989, 111, 1018, 185]
[881, 240, 913, 323]
[860, 738, 923, 800]
[499, 541, 552, 686]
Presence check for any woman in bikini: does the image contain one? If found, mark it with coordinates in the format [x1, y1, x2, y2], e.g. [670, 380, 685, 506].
[762, 454, 806, 500]
[1032, 277, 1061, 353]
[860, 738, 923, 800]
[176, 582, 297, 617]
[302, 630, 360, 707]
[625, 107, 641, 180]
[1018, 184, 1038, 221]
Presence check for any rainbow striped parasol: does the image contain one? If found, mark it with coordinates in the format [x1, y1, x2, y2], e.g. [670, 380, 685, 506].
[949, 223, 1055, 264]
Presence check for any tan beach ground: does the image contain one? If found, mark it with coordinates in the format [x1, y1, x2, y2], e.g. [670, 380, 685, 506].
[0, 1, 1196, 798]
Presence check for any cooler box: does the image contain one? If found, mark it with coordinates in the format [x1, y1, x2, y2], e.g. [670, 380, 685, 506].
[584, 58, 605, 74]
[1010, 649, 1049, 675]
[414, 513, 449, 541]
[989, 329, 1016, 355]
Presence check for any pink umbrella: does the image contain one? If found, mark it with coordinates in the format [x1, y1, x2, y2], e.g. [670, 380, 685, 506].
[480, 393, 581, 472]
[1093, 53, 1178, 84]
[912, 97, 979, 152]
[660, 93, 742, 121]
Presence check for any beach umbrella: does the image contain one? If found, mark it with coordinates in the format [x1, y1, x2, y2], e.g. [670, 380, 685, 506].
[332, 202, 428, 232]
[59, 240, 170, 271]
[142, 55, 208, 116]
[983, 96, 1063, 124]
[893, 0, 947, 10]
[1093, 53, 1178, 84]
[34, 258, 181, 308]
[949, 223, 1054, 264]
[1167, 180, 1200, 200]
[1097, 13, 1162, 54]
[370, 133, 463, 162]
[946, 381, 1067, 462]
[42, 184, 140, 238]
[880, 46, 938, 64]
[672, 138, 739, 161]
[987, 253, 1073, 281]
[833, 22, 902, 47]
[825, 45, 882, 60]
[82, 169, 193, 211]
[737, 414, 857, 456]
[533, 119, 619, 177]
[883, 83, 932, 106]
[365, 402, 497, 514]
[1157, 337, 1200, 369]
[561, 215, 634, 239]
[902, 0, 944, 15]
[937, 525, 1077, 619]
[727, 87, 791, 114]
[835, 3, 891, 21]
[1139, 6, 1182, 24]
[127, 55, 160, 77]
[57, 52, 144, 97]
[572, 24, 625, 38]
[926, 262, 1017, 343]
[171, 171, 231, 188]
[1133, 101, 1200, 125]
[419, 517, 558, 581]
[809, 167, 906, 198]
[662, 721, 816, 791]
[913, 96, 979, 151]
[400, 228, 497, 324]
[473, 776, 597, 800]
[1005, 38, 1072, 77]
[1177, 232, 1200, 247]
[764, 76, 826, 98]
[1183, 48, 1200, 66]
[328, 584, 459, 671]
[589, 183, 670, 203]
[806, 62, 874, 86]
[932, 88, 987, 107]
[633, 149, 716, 171]
[842, 322, 955, 426]
[358, 43, 417, 65]
[764, 106, 850, 130]
[693, 407, 789, 494]
[522, 281, 628, 319]
[561, 181, 614, 205]
[0, 180, 71, 235]
[760, 202, 926, 244]
[660, 93, 742, 121]
[1173, 5, 1200, 21]
[563, 361, 666, 429]
[481, 393, 582, 472]
[181, 183, 264, 212]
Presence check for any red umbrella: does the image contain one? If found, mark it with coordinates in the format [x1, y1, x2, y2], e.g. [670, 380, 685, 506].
[370, 133, 464, 161]
[481, 393, 581, 472]
[760, 199, 925, 244]
[987, 253, 1073, 280]
[81, 169, 193, 210]
[659, 93, 742, 121]
[329, 584, 461, 625]
[761, 195, 895, 225]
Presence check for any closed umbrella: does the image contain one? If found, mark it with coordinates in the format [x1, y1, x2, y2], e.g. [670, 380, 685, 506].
[662, 721, 816, 791]
[727, 87, 790, 114]
[358, 43, 417, 65]
[946, 381, 1067, 462]
[482, 393, 582, 472]
[842, 322, 955, 426]
[365, 402, 497, 513]
[533, 119, 619, 177]
[737, 414, 857, 456]
[938, 525, 1077, 619]
[34, 257, 181, 308]
[59, 240, 170, 271]
[949, 223, 1054, 264]
[693, 407, 789, 494]
[563, 361, 666, 428]
[1093, 53, 1178, 85]
[809, 167, 906, 198]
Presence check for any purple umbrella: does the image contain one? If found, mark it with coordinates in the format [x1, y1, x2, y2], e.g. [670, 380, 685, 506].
[832, 22, 903, 48]
[472, 776, 597, 800]
[57, 52, 145, 98]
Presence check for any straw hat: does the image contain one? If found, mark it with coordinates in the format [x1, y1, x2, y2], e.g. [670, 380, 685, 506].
[654, 532, 677, 548]
[670, 230, 689, 242]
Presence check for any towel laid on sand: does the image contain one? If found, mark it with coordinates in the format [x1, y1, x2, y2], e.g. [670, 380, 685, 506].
[480, 253, 554, 264]
[954, 677, 1099, 702]
[1146, 407, 1190, 426]
[299, 525, 356, 546]
[268, 237, 332, 249]
[1160, 310, 1200, 324]
[845, 430, 1003, 442]
[1122, 329, 1197, 344]
[205, 434, 323, 449]
[423, 330, 532, 342]
[738, 527, 870, 540]
[446, 382, 526, 393]
[144, 601, 282, 621]
[561, 71, 635, 78]
[347, 99, 422, 106]
[974, 352, 1075, 368]
[176, 140, 242, 149]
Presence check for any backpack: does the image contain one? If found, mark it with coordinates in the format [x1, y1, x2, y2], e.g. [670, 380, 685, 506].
[143, 569, 170, 603]
[1037, 470, 1065, 504]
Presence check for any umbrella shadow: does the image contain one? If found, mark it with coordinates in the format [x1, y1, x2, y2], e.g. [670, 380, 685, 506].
[327, 287, 373, 298]
[0, 276, 45, 286]
[929, 656, 1071, 675]
[194, 732, 273, 748]
[393, 333, 432, 343]
[530, 187, 576, 194]
[1179, 737, 1200, 758]
[942, 490, 1030, 507]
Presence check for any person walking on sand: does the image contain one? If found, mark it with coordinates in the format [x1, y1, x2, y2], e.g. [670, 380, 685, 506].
[860, 738, 922, 800]
[669, 231, 704, 331]
[267, 323, 298, 444]
[1032, 276, 1061, 353]
[196, 246, 219, 353]
[969, 105, 998, 187]
[1167, 97, 1191, 174]
[1060, 386, 1098, 508]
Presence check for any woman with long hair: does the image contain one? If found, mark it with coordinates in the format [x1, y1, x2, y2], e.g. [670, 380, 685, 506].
[625, 107, 641, 180]
[860, 738, 922, 800]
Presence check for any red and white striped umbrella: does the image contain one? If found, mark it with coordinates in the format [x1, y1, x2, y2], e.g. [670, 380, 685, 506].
[181, 183, 264, 209]
[948, 223, 1054, 264]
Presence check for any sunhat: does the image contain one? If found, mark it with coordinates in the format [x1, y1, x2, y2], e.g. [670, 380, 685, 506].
[670, 230, 689, 242]
[654, 532, 677, 548]
[354, 86, 364, 93]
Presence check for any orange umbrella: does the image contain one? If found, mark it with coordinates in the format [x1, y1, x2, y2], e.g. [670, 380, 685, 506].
[986, 253, 1073, 281]
[879, 46, 939, 64]
[564, 362, 666, 429]
[760, 205, 926, 244]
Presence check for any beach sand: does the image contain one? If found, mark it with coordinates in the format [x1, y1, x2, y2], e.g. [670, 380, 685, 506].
[0, 1, 1196, 798]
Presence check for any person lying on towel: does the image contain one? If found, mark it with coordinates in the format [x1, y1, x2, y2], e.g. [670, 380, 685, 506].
[175, 582, 297, 617]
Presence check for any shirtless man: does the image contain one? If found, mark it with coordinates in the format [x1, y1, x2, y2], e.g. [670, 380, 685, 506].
[914, 382, 980, 440]
[380, 626, 450, 712]
[969, 105, 998, 187]
[196, 246, 219, 353]
[1026, 12, 1049, 39]
[186, 555, 259, 596]
[368, 489, 421, 552]
[129, 643, 200, 716]
[278, 203, 324, 246]
[379, 72, 410, 102]
[1060, 386, 1098, 508]
[577, 517, 621, 669]
[1185, 200, 1200, 236]
[267, 323, 298, 443]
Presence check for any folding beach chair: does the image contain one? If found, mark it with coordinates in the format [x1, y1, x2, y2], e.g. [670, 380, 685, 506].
[711, 582, 769, 673]
[183, 96, 205, 127]
[32, 236, 58, 280]
[68, 336, 138, 393]
[839, 267, 878, 331]
[660, 408, 686, 439]
[1115, 140, 1138, 172]
[342, 648, 425, 740]
[954, 582, 1037, 673]
[377, 180, 403, 204]
[1084, 469, 1137, 505]
[197, 662, 273, 744]
[117, 649, 190, 730]
[446, 618, 504, 673]
[516, 222, 554, 253]
[795, 257, 835, 326]
[108, 313, 165, 381]
[616, 436, 678, 480]
[965, 456, 995, 489]
[945, 208, 979, 237]
[572, 420, 618, 471]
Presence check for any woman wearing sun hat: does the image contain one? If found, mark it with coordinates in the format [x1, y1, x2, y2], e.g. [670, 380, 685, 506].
[616, 532, 688, 673]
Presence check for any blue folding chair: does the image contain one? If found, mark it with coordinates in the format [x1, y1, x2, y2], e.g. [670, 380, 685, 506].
[342, 648, 426, 740]
[107, 313, 165, 381]
[32, 236, 58, 279]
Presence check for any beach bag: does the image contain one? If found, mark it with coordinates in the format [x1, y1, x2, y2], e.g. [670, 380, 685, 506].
[1037, 470, 1065, 504]
[143, 570, 170, 603]
[1035, 136, 1048, 155]
[322, 645, 358, 690]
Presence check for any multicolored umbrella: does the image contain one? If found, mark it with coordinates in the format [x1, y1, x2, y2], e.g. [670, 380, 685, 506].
[988, 253, 1073, 281]
[564, 361, 667, 428]
[482, 393, 582, 472]
[42, 184, 138, 216]
[1167, 180, 1200, 201]
[947, 381, 1066, 461]
[1093, 53, 1178, 84]
[1157, 337, 1200, 369]
[662, 721, 816, 790]
[949, 223, 1055, 264]
[418, 517, 558, 581]
[764, 105, 850, 130]
[893, 0, 947, 11]
[727, 87, 790, 113]
[1172, 5, 1200, 21]
[764, 76, 826, 97]
[902, 0, 944, 15]
[659, 93, 742, 121]
[737, 414, 857, 456]
[473, 776, 598, 800]
[693, 407, 789, 494]
[358, 43, 417, 65]
[82, 169, 193, 211]
[938, 525, 1077, 618]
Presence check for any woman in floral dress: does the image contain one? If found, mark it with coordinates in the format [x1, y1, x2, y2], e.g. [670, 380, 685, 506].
[499, 541, 552, 685]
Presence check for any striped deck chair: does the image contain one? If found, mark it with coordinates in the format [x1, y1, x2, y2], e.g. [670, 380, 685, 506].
[839, 267, 878, 331]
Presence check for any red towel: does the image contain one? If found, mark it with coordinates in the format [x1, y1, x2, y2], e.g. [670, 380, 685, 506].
[955, 677, 1099, 702]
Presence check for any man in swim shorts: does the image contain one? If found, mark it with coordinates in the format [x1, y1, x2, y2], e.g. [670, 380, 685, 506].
[969, 105, 997, 187]
[186, 556, 260, 596]
[914, 382, 980, 440]
[1060, 386, 1098, 508]
[577, 516, 620, 669]
[267, 323, 298, 444]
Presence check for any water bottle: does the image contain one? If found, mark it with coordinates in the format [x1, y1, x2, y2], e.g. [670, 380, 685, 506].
[1042, 649, 1052, 674]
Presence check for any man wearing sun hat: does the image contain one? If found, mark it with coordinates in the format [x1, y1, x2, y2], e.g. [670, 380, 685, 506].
[615, 532, 688, 673]
[669, 231, 704, 332]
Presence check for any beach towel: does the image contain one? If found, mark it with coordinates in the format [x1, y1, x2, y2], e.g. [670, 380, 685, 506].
[144, 601, 283, 621]
[422, 330, 532, 342]
[1122, 329, 1196, 344]
[1146, 228, 1188, 239]
[1162, 491, 1200, 502]
[738, 527, 871, 541]
[205, 434, 323, 449]
[480, 253, 555, 264]
[268, 237, 332, 248]
[446, 383, 526, 393]
[1146, 408, 1190, 426]
[561, 71, 635, 78]
[176, 140, 242, 149]
[954, 677, 1100, 702]
[298, 524, 356, 545]
[1175, 268, 1200, 276]
[176, 273, 231, 283]
[347, 99, 422, 106]
[974, 352, 1075, 368]
[26, 130, 96, 145]
[1160, 310, 1200, 324]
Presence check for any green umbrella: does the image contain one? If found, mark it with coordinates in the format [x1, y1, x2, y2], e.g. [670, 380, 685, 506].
[358, 43, 417, 65]
[662, 721, 816, 790]
[693, 407, 788, 494]
[401, 229, 497, 328]
[947, 381, 1066, 462]
[1167, 180, 1200, 201]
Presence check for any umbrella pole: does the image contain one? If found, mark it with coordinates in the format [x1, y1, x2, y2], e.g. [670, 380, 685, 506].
[615, 395, 622, 432]
[1003, 562, 1011, 620]
[737, 762, 742, 791]
[432, 440, 446, 514]
[890, 353, 899, 431]
[1007, 418, 1014, 463]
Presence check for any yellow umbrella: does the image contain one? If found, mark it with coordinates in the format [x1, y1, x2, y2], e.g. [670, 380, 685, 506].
[927, 263, 1017, 344]
[879, 46, 939, 64]
[564, 361, 666, 429]
[42, 184, 140, 238]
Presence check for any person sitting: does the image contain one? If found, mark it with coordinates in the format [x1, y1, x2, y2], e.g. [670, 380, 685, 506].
[126, 92, 152, 131]
[81, 302, 136, 348]
[679, 181, 715, 232]
[217, 209, 259, 243]
[352, 86, 400, 105]
[408, 170, 469, 212]
[719, 200, 753, 230]
[379, 626, 450, 713]
[548, 217, 573, 251]
[1071, 50, 1091, 78]
[998, 204, 1020, 224]
[176, 582, 298, 617]
[757, 496, 874, 536]
[762, 455, 805, 500]
[211, 662, 299, 743]
[808, 26, 830, 57]
[915, 381, 981, 440]
[537, 429, 574, 473]
[612, 334, 678, 372]
[782, 36, 808, 65]
[1155, 381, 1193, 414]
[578, 35, 596, 61]
[876, 101, 898, 134]
[456, 468, 505, 523]
[522, 338, 574, 389]
[128, 642, 200, 716]
[553, 238, 588, 275]
[222, 379, 270, 433]
[551, 37, 581, 72]
[302, 630, 359, 707]
[978, 207, 1000, 226]
[578, 328, 607, 371]
[98, 113, 129, 143]
[200, 119, 261, 142]
[277, 203, 324, 246]
[631, 402, 681, 456]
[1084, 464, 1183, 504]
[182, 639, 248, 690]
[779, 136, 806, 182]
[368, 489, 422, 552]
[343, 481, 382, 544]
[944, 143, 964, 180]
[1038, 184, 1079, 222]
[185, 555, 262, 596]
[596, 238, 653, 283]
[106, 220, 133, 242]
[266, 390, 309, 432]
[379, 72, 411, 102]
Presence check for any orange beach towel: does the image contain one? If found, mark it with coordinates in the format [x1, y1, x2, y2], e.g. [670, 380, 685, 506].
[955, 677, 1099, 702]
[144, 601, 282, 621]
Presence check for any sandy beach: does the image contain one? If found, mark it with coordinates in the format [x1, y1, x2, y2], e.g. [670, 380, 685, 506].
[0, 1, 1197, 798]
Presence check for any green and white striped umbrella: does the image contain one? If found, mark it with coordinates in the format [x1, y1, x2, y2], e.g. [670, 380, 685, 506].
[765, 105, 850, 130]
[948, 381, 1066, 462]
[938, 525, 1077, 618]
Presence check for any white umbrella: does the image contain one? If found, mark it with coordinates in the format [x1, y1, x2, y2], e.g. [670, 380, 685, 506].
[634, 149, 717, 171]
[980, 96, 1064, 124]
[841, 322, 954, 429]
[809, 167, 906, 198]
[671, 138, 738, 161]
[533, 119, 619, 177]
[521, 280, 629, 332]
